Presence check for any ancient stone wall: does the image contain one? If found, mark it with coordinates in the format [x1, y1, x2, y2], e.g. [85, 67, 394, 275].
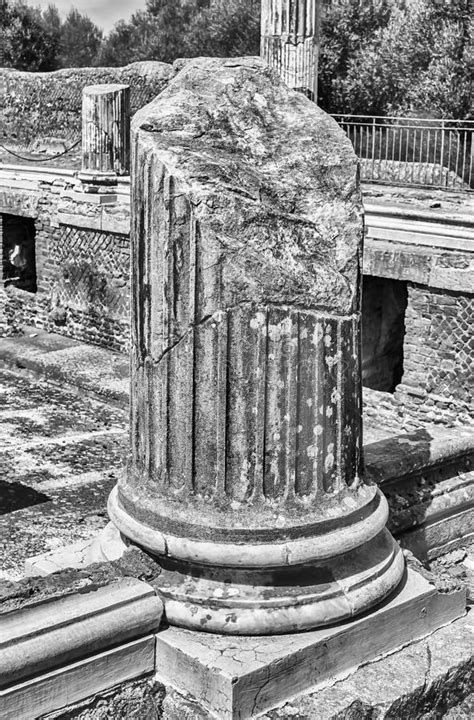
[48, 226, 131, 350]
[1, 62, 173, 148]
[397, 284, 473, 422]
[0, 176, 130, 352]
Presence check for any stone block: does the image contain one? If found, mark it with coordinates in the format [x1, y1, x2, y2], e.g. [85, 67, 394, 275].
[154, 569, 465, 720]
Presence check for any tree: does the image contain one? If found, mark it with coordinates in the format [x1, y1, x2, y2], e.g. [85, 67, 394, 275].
[317, 0, 472, 120]
[41, 4, 62, 67]
[97, 0, 260, 67]
[58, 8, 102, 68]
[2, 0, 60, 71]
[96, 12, 161, 67]
[317, 0, 392, 115]
[96, 1, 191, 66]
[187, 0, 260, 58]
[400, 0, 472, 119]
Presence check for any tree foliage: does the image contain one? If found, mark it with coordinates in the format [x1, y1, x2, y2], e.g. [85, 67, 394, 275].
[2, 0, 470, 121]
[2, 1, 60, 71]
[318, 0, 472, 119]
[97, 0, 260, 66]
[1, 1, 102, 71]
[186, 0, 260, 58]
[58, 9, 102, 68]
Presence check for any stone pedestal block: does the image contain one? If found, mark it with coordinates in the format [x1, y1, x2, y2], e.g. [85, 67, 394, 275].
[107, 57, 404, 633]
[261, 0, 320, 99]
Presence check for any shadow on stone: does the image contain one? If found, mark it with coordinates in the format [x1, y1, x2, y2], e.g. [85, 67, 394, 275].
[0, 480, 50, 514]
[365, 427, 463, 561]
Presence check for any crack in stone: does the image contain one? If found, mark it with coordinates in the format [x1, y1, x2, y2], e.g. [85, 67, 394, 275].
[251, 667, 273, 718]
[153, 313, 214, 366]
[424, 643, 433, 690]
[135, 301, 359, 375]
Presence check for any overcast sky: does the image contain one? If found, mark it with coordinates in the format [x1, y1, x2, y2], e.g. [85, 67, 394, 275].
[31, 0, 147, 32]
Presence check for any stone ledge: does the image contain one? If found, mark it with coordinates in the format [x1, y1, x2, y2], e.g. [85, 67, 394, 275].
[363, 238, 474, 294]
[0, 546, 161, 614]
[365, 425, 474, 483]
[0, 549, 163, 719]
[365, 423, 474, 560]
[0, 578, 162, 688]
[0, 636, 156, 720]
[0, 329, 129, 406]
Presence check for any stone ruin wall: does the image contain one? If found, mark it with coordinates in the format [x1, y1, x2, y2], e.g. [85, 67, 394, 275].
[1, 62, 174, 351]
[1, 62, 173, 148]
[1, 224, 131, 353]
[1, 184, 473, 419]
[1, 62, 472, 424]
[0, 175, 131, 352]
[362, 239, 473, 425]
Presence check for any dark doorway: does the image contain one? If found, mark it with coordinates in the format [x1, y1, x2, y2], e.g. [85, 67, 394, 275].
[362, 275, 408, 392]
[2, 214, 37, 293]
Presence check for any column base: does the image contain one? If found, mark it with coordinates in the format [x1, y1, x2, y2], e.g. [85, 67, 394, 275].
[107, 483, 405, 634]
[104, 495, 405, 634]
[151, 529, 404, 634]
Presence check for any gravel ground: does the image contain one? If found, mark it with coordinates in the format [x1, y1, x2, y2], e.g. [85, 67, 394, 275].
[0, 367, 128, 580]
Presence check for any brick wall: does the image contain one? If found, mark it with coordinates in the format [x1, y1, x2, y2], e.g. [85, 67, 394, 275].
[49, 226, 130, 351]
[1, 180, 131, 353]
[396, 283, 473, 424]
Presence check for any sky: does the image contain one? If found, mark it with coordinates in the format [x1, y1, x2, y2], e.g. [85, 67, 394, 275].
[30, 0, 147, 33]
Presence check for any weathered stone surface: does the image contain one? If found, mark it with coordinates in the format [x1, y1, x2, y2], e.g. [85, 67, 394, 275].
[123, 55, 363, 519]
[108, 56, 404, 633]
[42, 612, 473, 719]
[150, 569, 465, 718]
[0, 577, 162, 690]
[260, 613, 473, 720]
[0, 547, 160, 615]
[44, 680, 166, 720]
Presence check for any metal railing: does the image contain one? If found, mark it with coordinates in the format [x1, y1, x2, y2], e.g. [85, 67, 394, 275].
[332, 114, 473, 191]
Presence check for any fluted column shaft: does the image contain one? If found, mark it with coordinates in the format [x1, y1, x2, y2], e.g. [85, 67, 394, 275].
[261, 0, 321, 99]
[80, 84, 130, 182]
[130, 253, 363, 504]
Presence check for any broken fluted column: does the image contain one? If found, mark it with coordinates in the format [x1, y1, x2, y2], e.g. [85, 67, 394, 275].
[79, 84, 130, 189]
[107, 57, 404, 635]
[261, 0, 321, 99]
